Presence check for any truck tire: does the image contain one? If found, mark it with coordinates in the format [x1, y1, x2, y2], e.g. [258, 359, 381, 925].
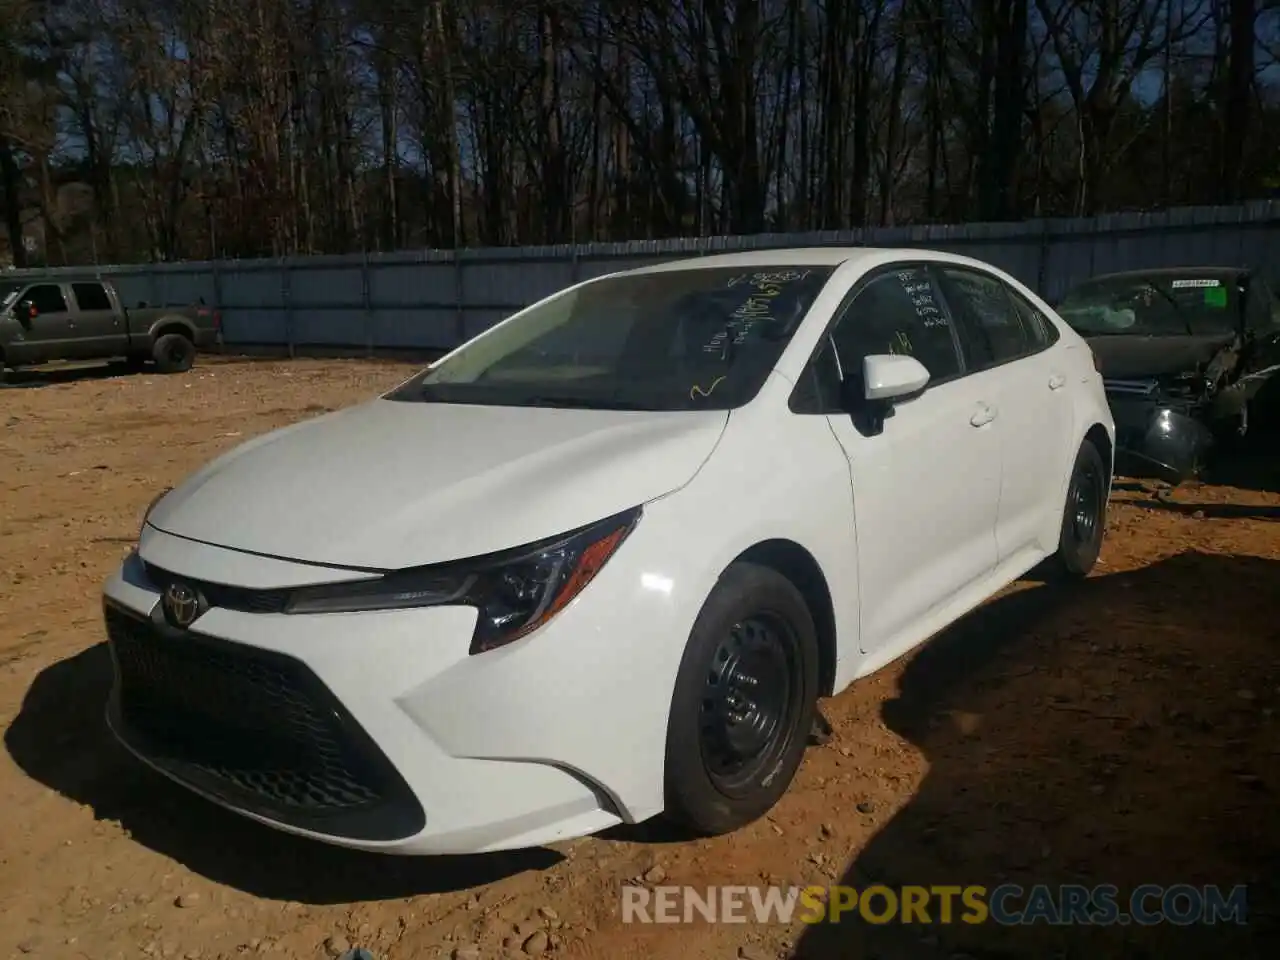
[152, 333, 195, 373]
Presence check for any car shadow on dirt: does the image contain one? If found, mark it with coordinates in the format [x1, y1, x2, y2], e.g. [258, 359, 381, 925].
[1111, 444, 1280, 519]
[1123, 497, 1280, 520]
[2, 643, 561, 904]
[0, 361, 144, 388]
[791, 550, 1279, 960]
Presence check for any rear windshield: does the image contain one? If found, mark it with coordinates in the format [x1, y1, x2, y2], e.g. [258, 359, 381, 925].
[1057, 274, 1240, 337]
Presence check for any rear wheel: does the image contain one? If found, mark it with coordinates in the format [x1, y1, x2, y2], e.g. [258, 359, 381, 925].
[663, 562, 819, 836]
[1046, 439, 1108, 579]
[152, 333, 195, 373]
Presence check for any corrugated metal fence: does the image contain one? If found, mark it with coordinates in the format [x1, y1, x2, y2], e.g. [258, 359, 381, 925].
[7, 201, 1279, 354]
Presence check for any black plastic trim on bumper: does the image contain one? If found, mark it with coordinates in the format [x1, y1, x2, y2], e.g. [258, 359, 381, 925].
[1113, 449, 1193, 486]
[1109, 405, 1215, 485]
[103, 599, 425, 843]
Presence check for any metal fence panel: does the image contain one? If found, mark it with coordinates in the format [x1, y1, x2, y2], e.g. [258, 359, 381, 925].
[5, 200, 1276, 353]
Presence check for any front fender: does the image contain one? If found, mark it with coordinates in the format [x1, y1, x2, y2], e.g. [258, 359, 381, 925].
[645, 409, 863, 690]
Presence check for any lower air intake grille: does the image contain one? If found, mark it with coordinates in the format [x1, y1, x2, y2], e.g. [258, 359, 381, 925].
[103, 603, 424, 842]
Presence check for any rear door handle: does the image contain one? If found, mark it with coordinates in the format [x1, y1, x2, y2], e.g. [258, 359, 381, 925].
[970, 402, 997, 427]
[1048, 372, 1066, 390]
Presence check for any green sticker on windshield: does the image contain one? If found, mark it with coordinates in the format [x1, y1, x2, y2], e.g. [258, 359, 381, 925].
[1204, 286, 1228, 308]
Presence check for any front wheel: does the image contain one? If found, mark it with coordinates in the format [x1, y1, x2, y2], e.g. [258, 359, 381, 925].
[663, 562, 819, 836]
[1046, 439, 1108, 580]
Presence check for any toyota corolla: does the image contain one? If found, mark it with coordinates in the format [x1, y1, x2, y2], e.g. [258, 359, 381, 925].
[102, 248, 1115, 855]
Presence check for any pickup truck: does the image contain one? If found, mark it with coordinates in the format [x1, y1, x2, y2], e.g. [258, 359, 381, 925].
[0, 275, 220, 377]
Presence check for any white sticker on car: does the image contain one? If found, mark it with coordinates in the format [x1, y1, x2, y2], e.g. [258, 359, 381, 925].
[1169, 278, 1221, 288]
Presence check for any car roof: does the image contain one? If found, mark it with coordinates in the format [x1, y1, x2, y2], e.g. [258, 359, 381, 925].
[620, 247, 983, 275]
[1073, 266, 1249, 286]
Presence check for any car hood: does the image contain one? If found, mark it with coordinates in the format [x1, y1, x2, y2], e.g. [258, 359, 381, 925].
[1087, 333, 1235, 381]
[147, 399, 729, 570]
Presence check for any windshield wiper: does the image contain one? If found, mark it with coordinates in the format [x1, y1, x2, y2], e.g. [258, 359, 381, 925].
[521, 395, 650, 410]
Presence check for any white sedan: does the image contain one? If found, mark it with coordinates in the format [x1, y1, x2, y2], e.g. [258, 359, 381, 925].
[102, 248, 1115, 855]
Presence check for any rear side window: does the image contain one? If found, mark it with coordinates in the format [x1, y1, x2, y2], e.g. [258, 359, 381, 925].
[936, 266, 1031, 369]
[1008, 288, 1060, 348]
[72, 282, 112, 311]
[25, 284, 67, 313]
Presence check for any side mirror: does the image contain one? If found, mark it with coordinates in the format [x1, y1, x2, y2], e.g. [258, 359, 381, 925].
[862, 354, 930, 401]
[840, 354, 931, 437]
[15, 300, 36, 325]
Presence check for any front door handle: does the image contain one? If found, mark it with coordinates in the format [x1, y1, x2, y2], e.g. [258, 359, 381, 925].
[1048, 372, 1066, 390]
[970, 402, 997, 427]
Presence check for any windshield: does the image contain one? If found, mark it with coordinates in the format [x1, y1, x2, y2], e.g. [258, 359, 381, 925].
[1057, 274, 1240, 337]
[386, 265, 835, 411]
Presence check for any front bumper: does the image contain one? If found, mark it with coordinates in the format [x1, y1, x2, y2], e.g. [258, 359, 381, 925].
[102, 523, 695, 855]
[1109, 400, 1215, 485]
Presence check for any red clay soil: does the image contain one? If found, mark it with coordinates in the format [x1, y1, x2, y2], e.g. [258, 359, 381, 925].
[1, 357, 1277, 960]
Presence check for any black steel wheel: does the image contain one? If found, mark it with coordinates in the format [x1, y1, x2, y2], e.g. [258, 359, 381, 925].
[664, 562, 819, 836]
[1070, 454, 1103, 547]
[699, 613, 805, 797]
[1048, 438, 1108, 579]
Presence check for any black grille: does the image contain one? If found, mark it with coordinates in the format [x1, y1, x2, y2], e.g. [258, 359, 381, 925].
[104, 602, 424, 842]
[144, 563, 290, 614]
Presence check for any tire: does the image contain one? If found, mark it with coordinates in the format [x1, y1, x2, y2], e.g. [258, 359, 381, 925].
[663, 562, 819, 836]
[152, 333, 195, 373]
[1046, 439, 1108, 580]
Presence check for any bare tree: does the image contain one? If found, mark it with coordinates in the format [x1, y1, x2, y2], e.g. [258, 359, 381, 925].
[0, 0, 1276, 266]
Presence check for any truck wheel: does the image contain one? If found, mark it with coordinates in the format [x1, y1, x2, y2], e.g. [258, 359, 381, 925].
[152, 333, 195, 373]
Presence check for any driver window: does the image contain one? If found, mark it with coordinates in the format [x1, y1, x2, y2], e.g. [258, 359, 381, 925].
[829, 268, 963, 388]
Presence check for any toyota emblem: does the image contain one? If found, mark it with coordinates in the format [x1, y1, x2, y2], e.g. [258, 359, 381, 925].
[162, 581, 203, 628]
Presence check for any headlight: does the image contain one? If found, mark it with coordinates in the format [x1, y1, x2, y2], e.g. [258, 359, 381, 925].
[285, 506, 642, 654]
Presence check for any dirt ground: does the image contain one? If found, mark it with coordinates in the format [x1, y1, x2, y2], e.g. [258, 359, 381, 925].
[1, 356, 1278, 960]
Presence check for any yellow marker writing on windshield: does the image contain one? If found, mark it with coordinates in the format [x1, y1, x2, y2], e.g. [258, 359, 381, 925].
[690, 376, 726, 400]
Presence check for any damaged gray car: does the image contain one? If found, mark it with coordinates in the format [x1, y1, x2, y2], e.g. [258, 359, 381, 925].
[1056, 267, 1280, 484]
